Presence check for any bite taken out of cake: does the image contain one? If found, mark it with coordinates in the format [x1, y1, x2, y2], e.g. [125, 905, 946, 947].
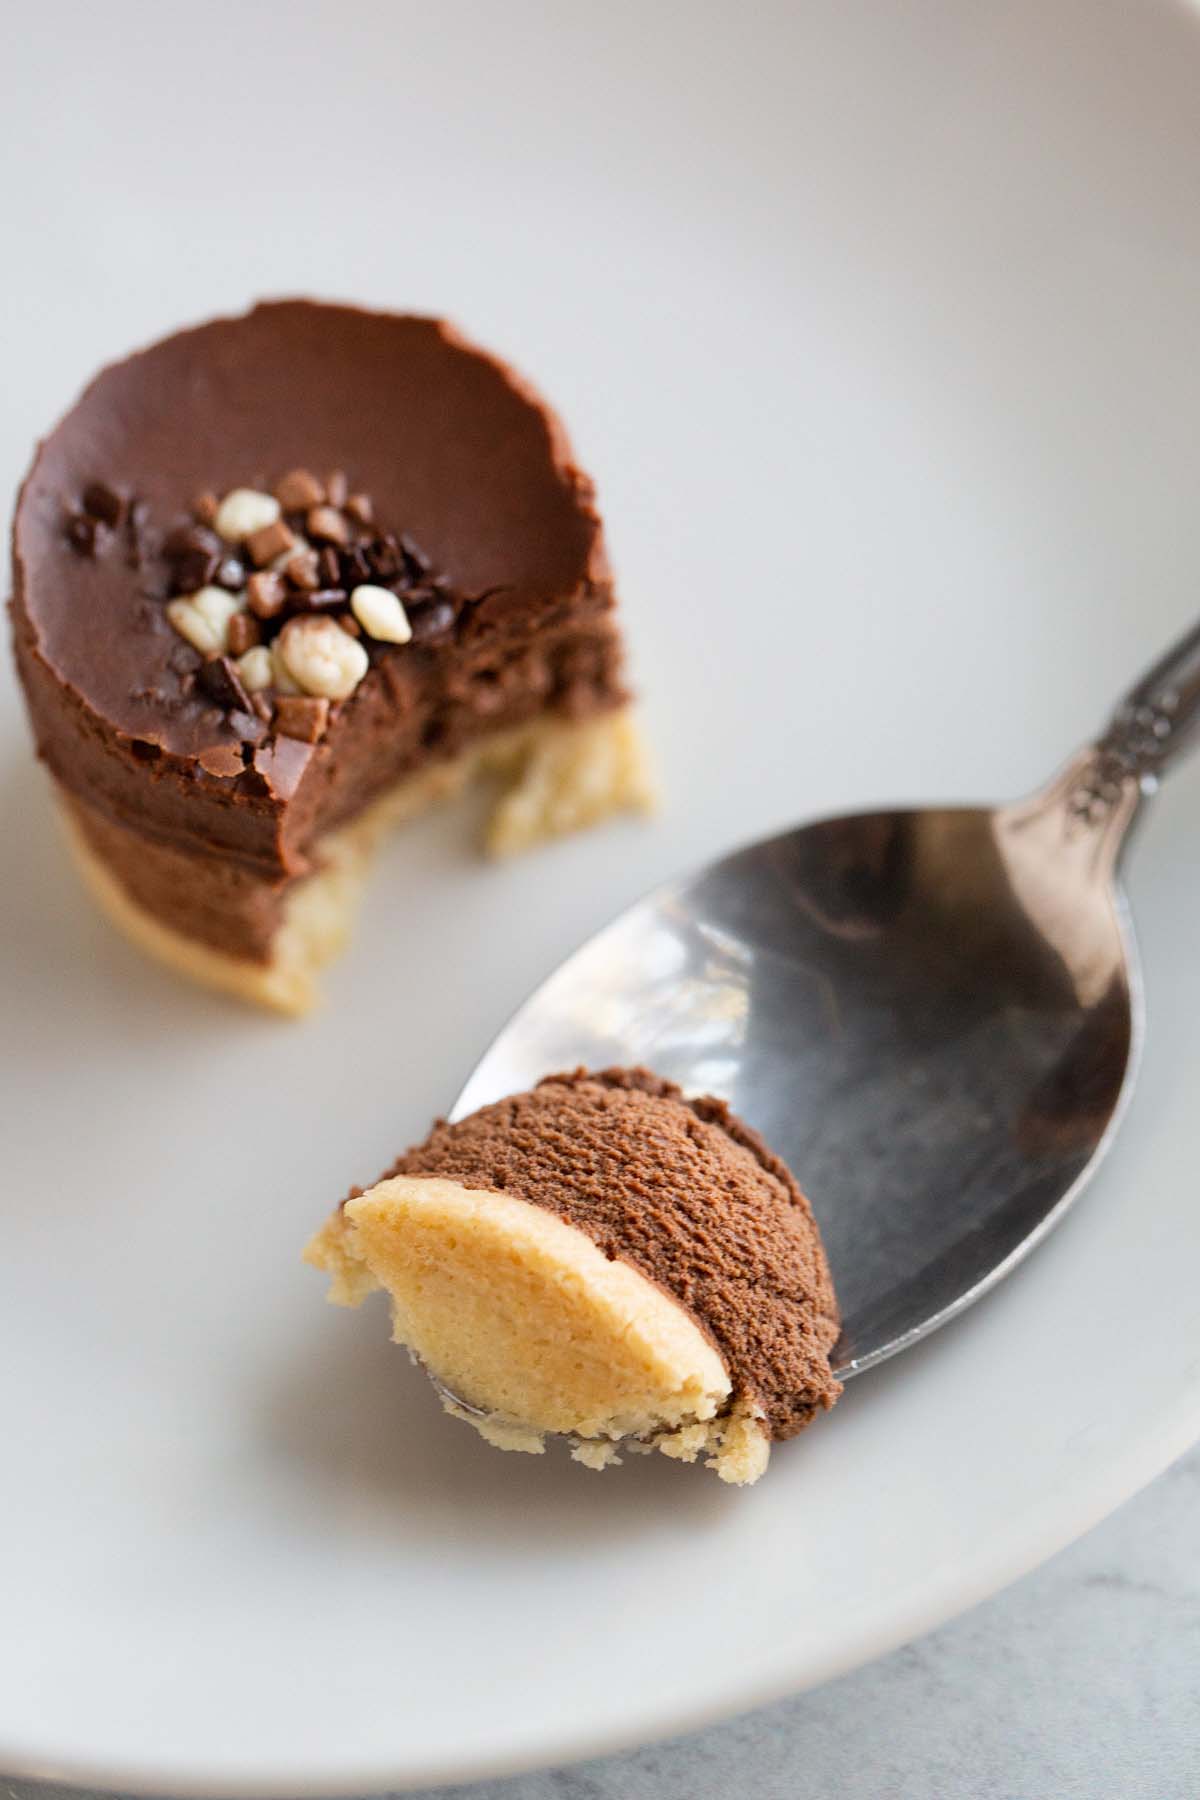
[305, 1068, 841, 1486]
[10, 301, 652, 1014]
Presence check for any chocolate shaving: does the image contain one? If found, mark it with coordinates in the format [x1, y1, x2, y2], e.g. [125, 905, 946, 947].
[407, 596, 456, 643]
[164, 523, 221, 560]
[171, 546, 219, 592]
[83, 481, 126, 528]
[196, 655, 253, 715]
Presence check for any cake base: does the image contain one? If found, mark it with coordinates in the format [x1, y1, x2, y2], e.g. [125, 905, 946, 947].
[60, 708, 653, 1016]
[306, 1174, 771, 1485]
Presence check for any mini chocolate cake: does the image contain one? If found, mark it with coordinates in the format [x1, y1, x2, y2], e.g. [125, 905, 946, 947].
[10, 302, 650, 1012]
[305, 1069, 841, 1485]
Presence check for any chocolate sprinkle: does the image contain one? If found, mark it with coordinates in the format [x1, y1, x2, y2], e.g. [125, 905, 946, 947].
[339, 544, 372, 587]
[289, 587, 349, 613]
[365, 535, 402, 580]
[400, 532, 432, 576]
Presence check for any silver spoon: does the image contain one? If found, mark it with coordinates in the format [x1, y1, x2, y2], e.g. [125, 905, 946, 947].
[454, 620, 1200, 1382]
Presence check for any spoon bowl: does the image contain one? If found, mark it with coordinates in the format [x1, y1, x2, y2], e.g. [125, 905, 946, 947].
[456, 620, 1200, 1379]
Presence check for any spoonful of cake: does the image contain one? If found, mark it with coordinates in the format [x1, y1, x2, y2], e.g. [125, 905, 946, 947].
[307, 618, 1200, 1482]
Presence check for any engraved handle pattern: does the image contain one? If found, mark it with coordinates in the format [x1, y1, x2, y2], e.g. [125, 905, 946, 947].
[1068, 616, 1200, 824]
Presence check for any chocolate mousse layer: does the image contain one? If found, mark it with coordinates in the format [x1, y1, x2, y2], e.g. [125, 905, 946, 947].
[385, 1068, 842, 1441]
[10, 302, 644, 996]
[308, 1068, 840, 1483]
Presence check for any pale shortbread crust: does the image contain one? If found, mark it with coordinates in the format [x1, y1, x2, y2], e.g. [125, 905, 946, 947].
[305, 1174, 771, 1485]
[59, 708, 653, 1016]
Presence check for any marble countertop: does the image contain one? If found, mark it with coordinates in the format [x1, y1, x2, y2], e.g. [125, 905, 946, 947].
[10, 1447, 1196, 1800]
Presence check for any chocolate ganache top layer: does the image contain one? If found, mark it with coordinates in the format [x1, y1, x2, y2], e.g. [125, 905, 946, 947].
[10, 301, 611, 863]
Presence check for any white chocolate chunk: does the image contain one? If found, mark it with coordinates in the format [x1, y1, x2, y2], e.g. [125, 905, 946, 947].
[350, 584, 412, 644]
[214, 488, 280, 543]
[237, 646, 273, 693]
[270, 644, 301, 695]
[277, 615, 369, 700]
[165, 586, 241, 656]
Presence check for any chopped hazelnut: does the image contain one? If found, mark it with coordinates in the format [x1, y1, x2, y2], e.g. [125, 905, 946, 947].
[350, 584, 412, 644]
[213, 488, 280, 543]
[277, 614, 369, 700]
[165, 586, 241, 656]
[236, 646, 273, 693]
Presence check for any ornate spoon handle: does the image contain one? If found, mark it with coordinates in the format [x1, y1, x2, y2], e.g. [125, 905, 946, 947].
[1062, 616, 1200, 836]
[1004, 616, 1200, 870]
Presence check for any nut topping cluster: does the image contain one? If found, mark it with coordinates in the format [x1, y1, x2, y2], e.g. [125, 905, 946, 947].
[68, 467, 463, 745]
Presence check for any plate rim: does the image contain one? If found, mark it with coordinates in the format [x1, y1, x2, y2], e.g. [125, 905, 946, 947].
[2, 1389, 1196, 1798]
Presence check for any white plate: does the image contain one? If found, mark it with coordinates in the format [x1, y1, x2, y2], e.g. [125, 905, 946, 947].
[4, 0, 1200, 1792]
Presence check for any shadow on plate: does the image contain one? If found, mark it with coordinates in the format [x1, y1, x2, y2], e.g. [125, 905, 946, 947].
[261, 1299, 740, 1551]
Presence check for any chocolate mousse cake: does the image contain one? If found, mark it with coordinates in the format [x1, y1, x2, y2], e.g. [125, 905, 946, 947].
[10, 301, 651, 1012]
[305, 1068, 841, 1485]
